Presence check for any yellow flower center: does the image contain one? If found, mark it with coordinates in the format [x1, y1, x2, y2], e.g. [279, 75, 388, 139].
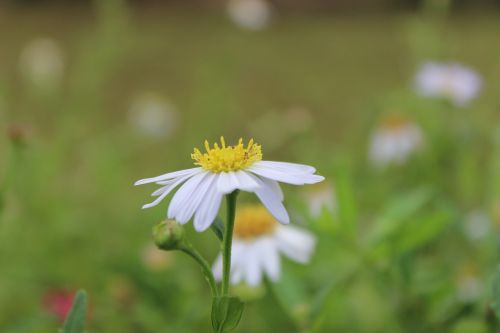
[191, 137, 262, 173]
[233, 205, 276, 240]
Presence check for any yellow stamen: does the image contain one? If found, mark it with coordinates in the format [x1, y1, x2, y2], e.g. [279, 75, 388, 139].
[191, 136, 262, 173]
[233, 205, 276, 240]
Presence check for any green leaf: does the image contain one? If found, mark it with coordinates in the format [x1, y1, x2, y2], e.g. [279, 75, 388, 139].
[368, 188, 434, 245]
[395, 207, 454, 252]
[60, 290, 88, 333]
[210, 217, 224, 242]
[491, 265, 500, 319]
[333, 165, 357, 233]
[211, 296, 244, 333]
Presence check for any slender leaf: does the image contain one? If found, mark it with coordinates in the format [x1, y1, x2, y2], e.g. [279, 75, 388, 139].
[60, 290, 88, 333]
[211, 296, 244, 333]
[210, 216, 224, 242]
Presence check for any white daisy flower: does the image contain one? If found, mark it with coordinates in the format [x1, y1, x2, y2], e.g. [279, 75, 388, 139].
[304, 182, 336, 218]
[463, 210, 491, 241]
[128, 92, 178, 139]
[19, 37, 65, 88]
[455, 264, 482, 303]
[414, 62, 482, 107]
[135, 137, 324, 232]
[141, 244, 174, 272]
[369, 115, 424, 168]
[212, 205, 316, 286]
[226, 0, 272, 31]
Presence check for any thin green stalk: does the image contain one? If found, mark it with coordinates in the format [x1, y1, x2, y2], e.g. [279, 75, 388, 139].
[221, 190, 239, 296]
[180, 243, 218, 297]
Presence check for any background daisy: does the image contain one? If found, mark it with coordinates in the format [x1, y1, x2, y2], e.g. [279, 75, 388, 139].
[414, 62, 482, 107]
[212, 205, 316, 286]
[369, 114, 424, 168]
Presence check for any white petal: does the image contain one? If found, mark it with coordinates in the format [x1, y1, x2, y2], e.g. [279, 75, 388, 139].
[167, 172, 208, 222]
[250, 175, 290, 224]
[172, 173, 214, 224]
[151, 179, 176, 196]
[212, 254, 223, 281]
[230, 241, 246, 284]
[217, 172, 240, 194]
[141, 173, 196, 209]
[213, 241, 246, 285]
[234, 170, 260, 191]
[257, 237, 281, 281]
[243, 243, 264, 286]
[259, 177, 283, 201]
[134, 167, 202, 186]
[193, 175, 223, 232]
[275, 225, 316, 264]
[217, 171, 261, 194]
[254, 161, 316, 174]
[249, 165, 324, 185]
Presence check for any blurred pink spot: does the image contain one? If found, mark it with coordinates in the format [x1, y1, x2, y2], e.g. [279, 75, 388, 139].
[42, 289, 74, 323]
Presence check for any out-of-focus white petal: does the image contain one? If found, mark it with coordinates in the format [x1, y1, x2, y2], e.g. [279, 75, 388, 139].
[275, 225, 316, 263]
[244, 243, 264, 286]
[230, 241, 246, 284]
[212, 254, 223, 281]
[227, 0, 271, 31]
[257, 237, 281, 281]
[414, 61, 481, 107]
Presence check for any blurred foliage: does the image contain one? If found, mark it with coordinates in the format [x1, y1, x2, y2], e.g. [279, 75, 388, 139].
[0, 1, 500, 332]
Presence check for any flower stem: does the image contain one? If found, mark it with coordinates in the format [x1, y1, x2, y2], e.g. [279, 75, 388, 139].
[180, 242, 218, 297]
[221, 190, 239, 296]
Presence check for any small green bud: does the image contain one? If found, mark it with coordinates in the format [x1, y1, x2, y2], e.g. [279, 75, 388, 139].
[153, 220, 185, 251]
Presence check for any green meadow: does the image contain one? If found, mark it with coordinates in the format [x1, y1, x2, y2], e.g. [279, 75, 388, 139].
[1, 2, 500, 332]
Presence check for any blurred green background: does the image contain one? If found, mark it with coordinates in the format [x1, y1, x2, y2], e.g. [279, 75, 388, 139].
[1, 0, 500, 332]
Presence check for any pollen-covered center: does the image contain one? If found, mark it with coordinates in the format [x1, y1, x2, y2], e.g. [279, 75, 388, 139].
[234, 205, 276, 240]
[191, 137, 262, 173]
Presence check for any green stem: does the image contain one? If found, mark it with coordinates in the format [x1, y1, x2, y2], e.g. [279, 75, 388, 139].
[180, 242, 218, 297]
[221, 190, 239, 296]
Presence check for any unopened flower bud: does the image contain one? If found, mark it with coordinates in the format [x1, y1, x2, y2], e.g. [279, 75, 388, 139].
[152, 220, 185, 251]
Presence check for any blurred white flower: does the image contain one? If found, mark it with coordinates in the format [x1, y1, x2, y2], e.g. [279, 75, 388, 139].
[369, 114, 424, 168]
[227, 0, 272, 31]
[213, 205, 316, 286]
[141, 244, 174, 272]
[463, 210, 491, 241]
[304, 182, 336, 218]
[128, 93, 178, 139]
[19, 38, 64, 87]
[455, 265, 482, 303]
[284, 106, 314, 134]
[414, 62, 482, 107]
